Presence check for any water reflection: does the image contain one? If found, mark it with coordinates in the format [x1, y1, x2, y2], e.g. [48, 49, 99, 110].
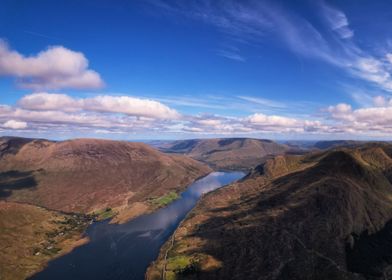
[31, 171, 245, 280]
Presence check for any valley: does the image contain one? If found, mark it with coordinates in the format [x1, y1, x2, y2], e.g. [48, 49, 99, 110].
[30, 171, 245, 280]
[0, 136, 212, 279]
[3, 137, 392, 280]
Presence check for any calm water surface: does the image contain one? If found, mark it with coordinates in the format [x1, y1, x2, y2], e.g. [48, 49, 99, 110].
[31, 171, 245, 280]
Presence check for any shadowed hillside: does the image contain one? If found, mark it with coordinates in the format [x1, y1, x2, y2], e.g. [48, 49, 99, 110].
[158, 138, 291, 170]
[147, 144, 392, 280]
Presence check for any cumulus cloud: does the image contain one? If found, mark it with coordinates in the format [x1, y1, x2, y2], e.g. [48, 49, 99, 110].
[247, 113, 298, 127]
[327, 103, 353, 121]
[181, 113, 327, 135]
[386, 53, 392, 64]
[1, 93, 332, 136]
[5, 92, 392, 137]
[0, 105, 163, 133]
[372, 96, 391, 107]
[2, 119, 27, 129]
[19, 92, 81, 111]
[82, 95, 180, 119]
[19, 93, 180, 119]
[245, 113, 325, 133]
[326, 100, 392, 133]
[0, 40, 104, 90]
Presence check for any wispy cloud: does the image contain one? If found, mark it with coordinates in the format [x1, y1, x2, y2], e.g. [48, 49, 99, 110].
[237, 96, 286, 109]
[23, 30, 62, 41]
[147, 0, 392, 95]
[154, 96, 229, 110]
[216, 49, 246, 62]
[320, 2, 354, 39]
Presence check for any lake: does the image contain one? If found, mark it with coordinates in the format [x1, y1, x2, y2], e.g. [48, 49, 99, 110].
[30, 171, 245, 280]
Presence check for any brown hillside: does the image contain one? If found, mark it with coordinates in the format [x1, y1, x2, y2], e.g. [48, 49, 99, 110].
[0, 137, 211, 218]
[147, 144, 392, 280]
[0, 201, 88, 280]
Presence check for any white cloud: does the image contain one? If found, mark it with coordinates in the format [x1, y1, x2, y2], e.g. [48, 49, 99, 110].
[0, 40, 104, 90]
[19, 93, 180, 120]
[373, 96, 387, 107]
[2, 119, 27, 129]
[247, 113, 298, 127]
[195, 119, 222, 126]
[5, 92, 392, 137]
[326, 101, 392, 133]
[245, 113, 326, 133]
[0, 92, 332, 136]
[386, 53, 392, 64]
[327, 103, 352, 116]
[19, 92, 81, 111]
[83, 95, 180, 119]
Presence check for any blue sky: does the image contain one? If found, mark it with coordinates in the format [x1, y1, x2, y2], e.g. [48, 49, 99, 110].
[1, 0, 392, 140]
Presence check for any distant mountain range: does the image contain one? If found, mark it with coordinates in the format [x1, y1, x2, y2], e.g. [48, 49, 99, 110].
[156, 138, 294, 170]
[148, 143, 392, 280]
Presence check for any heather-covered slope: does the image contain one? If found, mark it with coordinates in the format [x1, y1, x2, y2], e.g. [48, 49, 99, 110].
[158, 138, 290, 170]
[0, 137, 211, 220]
[147, 144, 392, 280]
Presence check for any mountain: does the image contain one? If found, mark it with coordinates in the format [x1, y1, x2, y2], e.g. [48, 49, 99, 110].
[158, 138, 291, 170]
[147, 144, 392, 280]
[0, 137, 211, 221]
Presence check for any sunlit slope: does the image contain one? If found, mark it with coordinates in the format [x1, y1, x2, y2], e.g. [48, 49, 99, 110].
[0, 137, 211, 220]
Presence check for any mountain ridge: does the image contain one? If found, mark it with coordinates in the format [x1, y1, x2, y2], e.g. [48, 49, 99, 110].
[147, 144, 392, 280]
